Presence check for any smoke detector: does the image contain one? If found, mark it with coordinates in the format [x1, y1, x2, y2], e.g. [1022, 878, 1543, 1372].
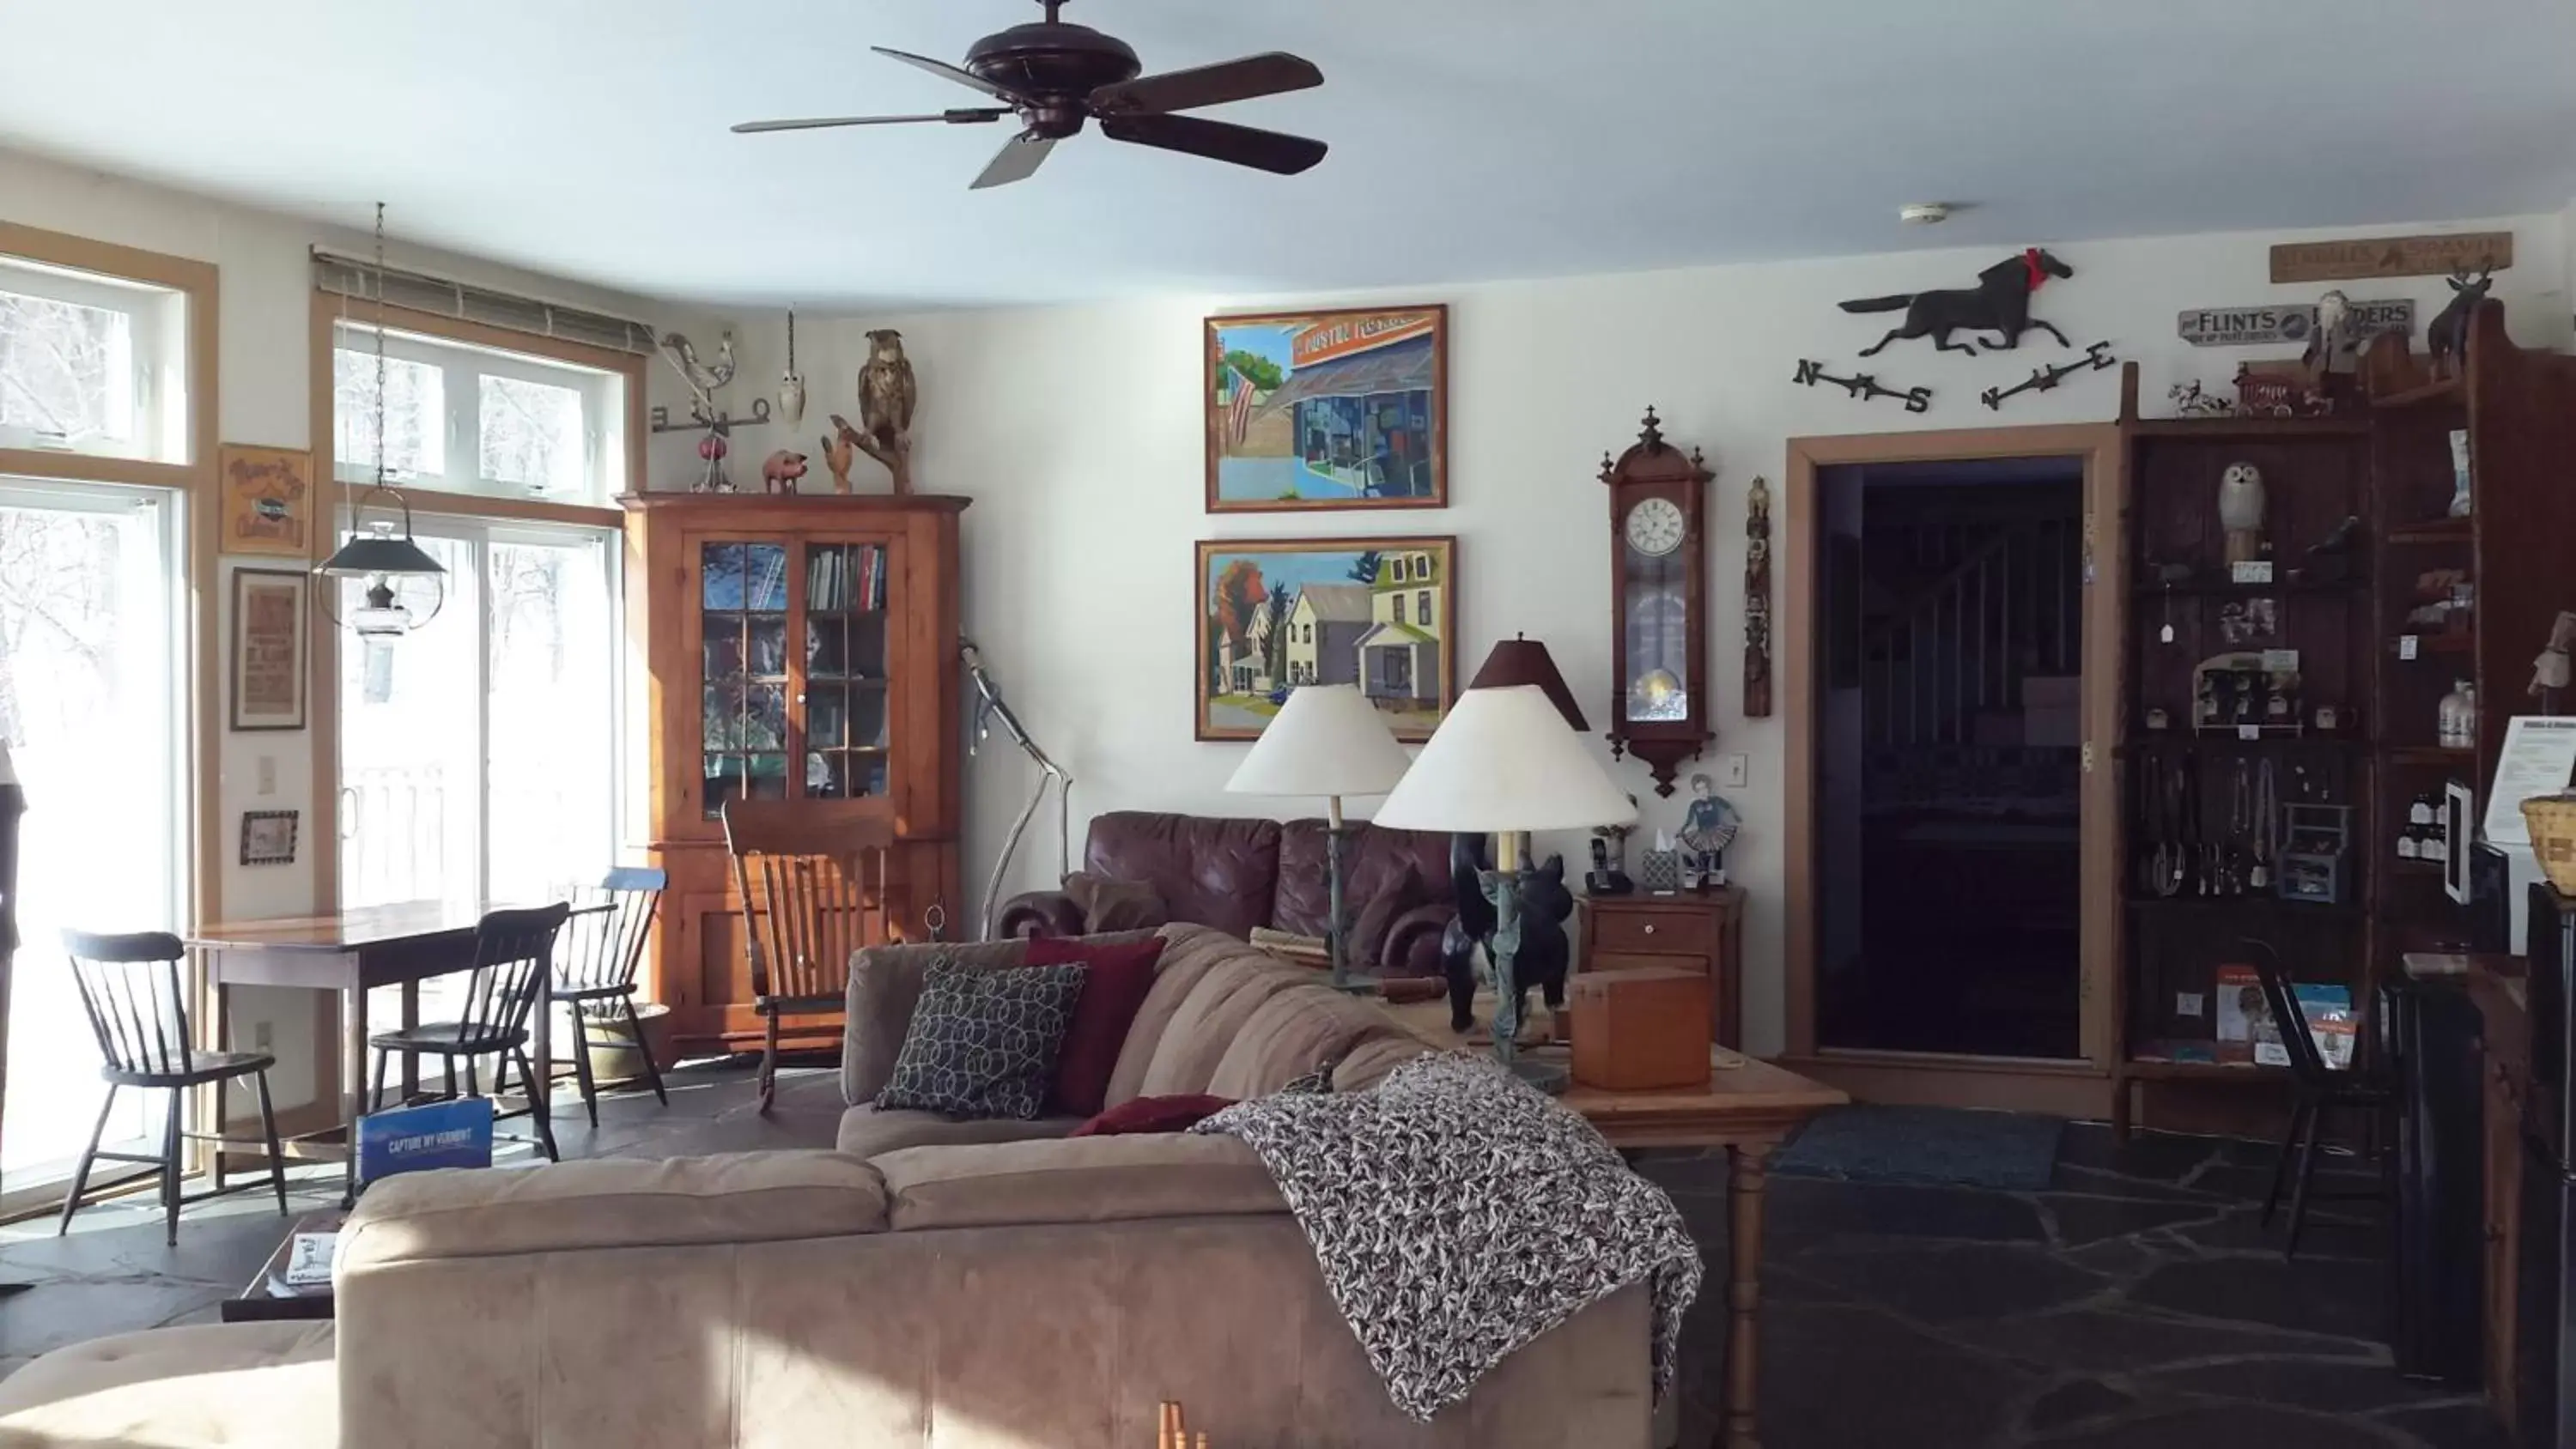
[1899, 203, 1953, 226]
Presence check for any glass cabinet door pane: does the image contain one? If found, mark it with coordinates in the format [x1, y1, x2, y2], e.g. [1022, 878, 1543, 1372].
[850, 613, 887, 680]
[805, 615, 847, 677]
[808, 685, 848, 749]
[701, 540, 790, 819]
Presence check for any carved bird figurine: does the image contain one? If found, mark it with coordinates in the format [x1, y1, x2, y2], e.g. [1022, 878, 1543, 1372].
[859, 329, 917, 455]
[818, 430, 857, 494]
[653, 329, 738, 424]
[761, 449, 808, 495]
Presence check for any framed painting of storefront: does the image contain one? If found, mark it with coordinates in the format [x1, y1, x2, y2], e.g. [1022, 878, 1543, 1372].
[1204, 306, 1448, 513]
[1196, 536, 1457, 742]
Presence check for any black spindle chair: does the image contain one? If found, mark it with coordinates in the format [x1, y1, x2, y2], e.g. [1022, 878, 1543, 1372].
[549, 868, 669, 1127]
[58, 930, 289, 1246]
[2244, 938, 2394, 1259]
[367, 903, 571, 1161]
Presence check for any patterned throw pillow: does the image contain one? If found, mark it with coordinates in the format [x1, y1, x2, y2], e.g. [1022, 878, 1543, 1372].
[876, 956, 1086, 1119]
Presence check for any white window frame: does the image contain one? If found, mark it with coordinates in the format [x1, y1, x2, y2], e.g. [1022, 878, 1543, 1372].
[332, 508, 625, 910]
[332, 321, 624, 506]
[0, 258, 188, 463]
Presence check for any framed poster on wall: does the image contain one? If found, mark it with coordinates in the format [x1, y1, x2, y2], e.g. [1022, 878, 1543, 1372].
[229, 568, 308, 731]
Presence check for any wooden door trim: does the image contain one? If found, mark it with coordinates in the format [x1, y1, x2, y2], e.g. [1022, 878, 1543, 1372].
[1782, 423, 2125, 1080]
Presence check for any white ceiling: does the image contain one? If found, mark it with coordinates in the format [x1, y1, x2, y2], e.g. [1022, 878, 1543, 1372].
[6, 0, 2573, 310]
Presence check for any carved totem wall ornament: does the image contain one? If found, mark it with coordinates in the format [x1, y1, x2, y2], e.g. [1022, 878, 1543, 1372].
[1744, 476, 1773, 718]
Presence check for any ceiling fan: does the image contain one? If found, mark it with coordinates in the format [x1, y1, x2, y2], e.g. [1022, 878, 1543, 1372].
[732, 0, 1327, 191]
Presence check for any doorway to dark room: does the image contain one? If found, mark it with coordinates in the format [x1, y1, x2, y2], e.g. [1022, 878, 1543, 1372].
[1813, 455, 2089, 1061]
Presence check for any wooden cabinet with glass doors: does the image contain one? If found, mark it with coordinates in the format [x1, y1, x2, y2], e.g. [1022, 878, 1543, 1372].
[622, 493, 967, 1057]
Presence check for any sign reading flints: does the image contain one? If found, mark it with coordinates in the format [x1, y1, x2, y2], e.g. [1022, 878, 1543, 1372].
[356, 1097, 494, 1185]
[2177, 299, 2415, 348]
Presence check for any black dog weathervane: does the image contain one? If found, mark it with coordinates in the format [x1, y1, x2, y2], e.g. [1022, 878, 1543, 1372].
[1844, 248, 2076, 355]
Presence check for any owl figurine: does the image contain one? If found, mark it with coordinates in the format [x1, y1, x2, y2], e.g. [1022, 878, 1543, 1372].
[2218, 461, 2266, 567]
[860, 330, 916, 444]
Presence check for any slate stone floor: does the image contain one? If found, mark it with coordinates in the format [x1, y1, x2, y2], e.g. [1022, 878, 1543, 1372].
[1, 1069, 2510, 1449]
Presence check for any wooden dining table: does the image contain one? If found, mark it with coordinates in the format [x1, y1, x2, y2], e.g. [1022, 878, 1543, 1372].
[188, 900, 580, 1201]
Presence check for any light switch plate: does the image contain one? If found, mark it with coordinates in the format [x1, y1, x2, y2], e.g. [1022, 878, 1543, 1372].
[1720, 754, 1748, 789]
[256, 755, 276, 796]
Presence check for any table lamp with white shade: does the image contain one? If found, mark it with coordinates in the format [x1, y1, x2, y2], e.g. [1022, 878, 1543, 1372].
[1224, 684, 1413, 991]
[1372, 683, 1638, 1078]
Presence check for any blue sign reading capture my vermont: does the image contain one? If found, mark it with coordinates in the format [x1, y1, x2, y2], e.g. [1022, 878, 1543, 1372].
[356, 1098, 494, 1185]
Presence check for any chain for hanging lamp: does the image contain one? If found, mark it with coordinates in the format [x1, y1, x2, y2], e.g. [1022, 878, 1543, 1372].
[316, 202, 447, 640]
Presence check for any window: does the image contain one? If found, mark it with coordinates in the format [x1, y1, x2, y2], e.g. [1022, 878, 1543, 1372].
[1390, 557, 1408, 583]
[333, 322, 624, 505]
[1393, 595, 1406, 626]
[337, 519, 619, 911]
[0, 479, 184, 1203]
[1416, 591, 1432, 626]
[0, 257, 188, 462]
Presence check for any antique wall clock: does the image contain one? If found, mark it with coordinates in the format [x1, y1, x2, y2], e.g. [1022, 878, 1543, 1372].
[1600, 408, 1714, 796]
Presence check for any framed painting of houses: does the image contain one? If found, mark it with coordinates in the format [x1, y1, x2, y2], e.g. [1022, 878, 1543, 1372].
[1204, 306, 1448, 513]
[1196, 536, 1458, 743]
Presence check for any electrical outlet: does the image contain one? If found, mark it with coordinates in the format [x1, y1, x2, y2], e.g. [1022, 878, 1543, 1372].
[1719, 754, 1749, 789]
[2177, 991, 2206, 1019]
[256, 755, 276, 797]
[253, 1020, 274, 1051]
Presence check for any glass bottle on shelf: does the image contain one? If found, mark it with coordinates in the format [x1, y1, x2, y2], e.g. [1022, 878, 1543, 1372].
[2438, 679, 2476, 749]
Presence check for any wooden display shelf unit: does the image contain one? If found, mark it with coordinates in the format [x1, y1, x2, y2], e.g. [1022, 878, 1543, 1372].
[622, 492, 969, 1058]
[2361, 304, 2576, 1045]
[2111, 363, 2377, 1136]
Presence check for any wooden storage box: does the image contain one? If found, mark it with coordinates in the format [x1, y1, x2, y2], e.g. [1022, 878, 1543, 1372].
[1570, 967, 1711, 1092]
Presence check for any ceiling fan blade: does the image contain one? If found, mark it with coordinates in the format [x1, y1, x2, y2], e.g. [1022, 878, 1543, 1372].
[873, 46, 1032, 106]
[1097, 112, 1327, 177]
[1090, 52, 1324, 114]
[970, 132, 1060, 191]
[732, 108, 1010, 134]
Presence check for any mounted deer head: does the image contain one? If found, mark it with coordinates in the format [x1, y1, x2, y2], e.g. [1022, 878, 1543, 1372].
[2446, 262, 2496, 297]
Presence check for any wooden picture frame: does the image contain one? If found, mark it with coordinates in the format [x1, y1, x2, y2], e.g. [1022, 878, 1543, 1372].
[1204, 306, 1448, 513]
[229, 568, 309, 732]
[239, 809, 299, 867]
[216, 444, 313, 558]
[1195, 536, 1457, 743]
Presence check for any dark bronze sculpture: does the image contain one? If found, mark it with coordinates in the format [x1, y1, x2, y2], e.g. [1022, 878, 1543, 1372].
[1843, 248, 2075, 357]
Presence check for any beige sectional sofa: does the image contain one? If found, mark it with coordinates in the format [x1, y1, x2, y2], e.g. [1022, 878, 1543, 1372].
[0, 925, 1659, 1449]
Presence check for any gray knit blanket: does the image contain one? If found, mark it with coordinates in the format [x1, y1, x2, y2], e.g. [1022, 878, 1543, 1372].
[1192, 1052, 1702, 1422]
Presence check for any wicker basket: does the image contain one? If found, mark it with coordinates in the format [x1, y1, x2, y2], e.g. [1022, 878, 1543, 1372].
[2522, 791, 2576, 895]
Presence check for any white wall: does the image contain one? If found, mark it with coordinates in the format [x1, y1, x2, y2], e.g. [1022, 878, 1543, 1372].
[708, 211, 2570, 1057]
[0, 146, 716, 1106]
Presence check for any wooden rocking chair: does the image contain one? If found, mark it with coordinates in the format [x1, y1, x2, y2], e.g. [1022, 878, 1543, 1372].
[721, 801, 896, 1113]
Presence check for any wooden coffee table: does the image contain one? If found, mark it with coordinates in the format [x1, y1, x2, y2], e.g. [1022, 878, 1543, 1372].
[1376, 995, 1846, 1449]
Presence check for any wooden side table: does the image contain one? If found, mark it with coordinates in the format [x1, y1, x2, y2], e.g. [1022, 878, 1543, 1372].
[1579, 887, 1746, 1050]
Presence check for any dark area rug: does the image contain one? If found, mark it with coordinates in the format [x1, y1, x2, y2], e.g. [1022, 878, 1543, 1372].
[1775, 1105, 2065, 1191]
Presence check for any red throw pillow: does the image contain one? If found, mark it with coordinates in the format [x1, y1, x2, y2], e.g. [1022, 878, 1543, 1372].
[1024, 934, 1168, 1117]
[1070, 1094, 1236, 1137]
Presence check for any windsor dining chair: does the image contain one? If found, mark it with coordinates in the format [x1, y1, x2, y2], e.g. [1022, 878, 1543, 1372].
[58, 929, 289, 1246]
[550, 867, 669, 1127]
[366, 903, 573, 1161]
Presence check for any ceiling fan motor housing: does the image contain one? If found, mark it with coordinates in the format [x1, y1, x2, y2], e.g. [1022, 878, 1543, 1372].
[968, 20, 1140, 136]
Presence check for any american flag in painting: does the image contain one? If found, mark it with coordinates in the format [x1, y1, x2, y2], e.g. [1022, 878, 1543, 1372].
[1225, 364, 1258, 448]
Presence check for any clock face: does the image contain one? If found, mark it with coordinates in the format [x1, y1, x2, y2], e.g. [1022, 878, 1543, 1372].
[1624, 497, 1686, 557]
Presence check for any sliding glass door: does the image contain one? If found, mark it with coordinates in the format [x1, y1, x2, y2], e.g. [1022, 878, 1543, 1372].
[337, 518, 617, 912]
[0, 478, 183, 1203]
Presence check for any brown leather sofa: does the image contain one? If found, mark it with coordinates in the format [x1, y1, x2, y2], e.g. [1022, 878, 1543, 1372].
[999, 810, 1457, 979]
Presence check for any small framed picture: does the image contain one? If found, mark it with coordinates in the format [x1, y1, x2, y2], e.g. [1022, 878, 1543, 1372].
[240, 810, 299, 867]
[216, 444, 313, 558]
[230, 569, 308, 731]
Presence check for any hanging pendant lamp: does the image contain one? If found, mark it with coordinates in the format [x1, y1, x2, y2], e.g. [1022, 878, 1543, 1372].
[316, 202, 446, 640]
